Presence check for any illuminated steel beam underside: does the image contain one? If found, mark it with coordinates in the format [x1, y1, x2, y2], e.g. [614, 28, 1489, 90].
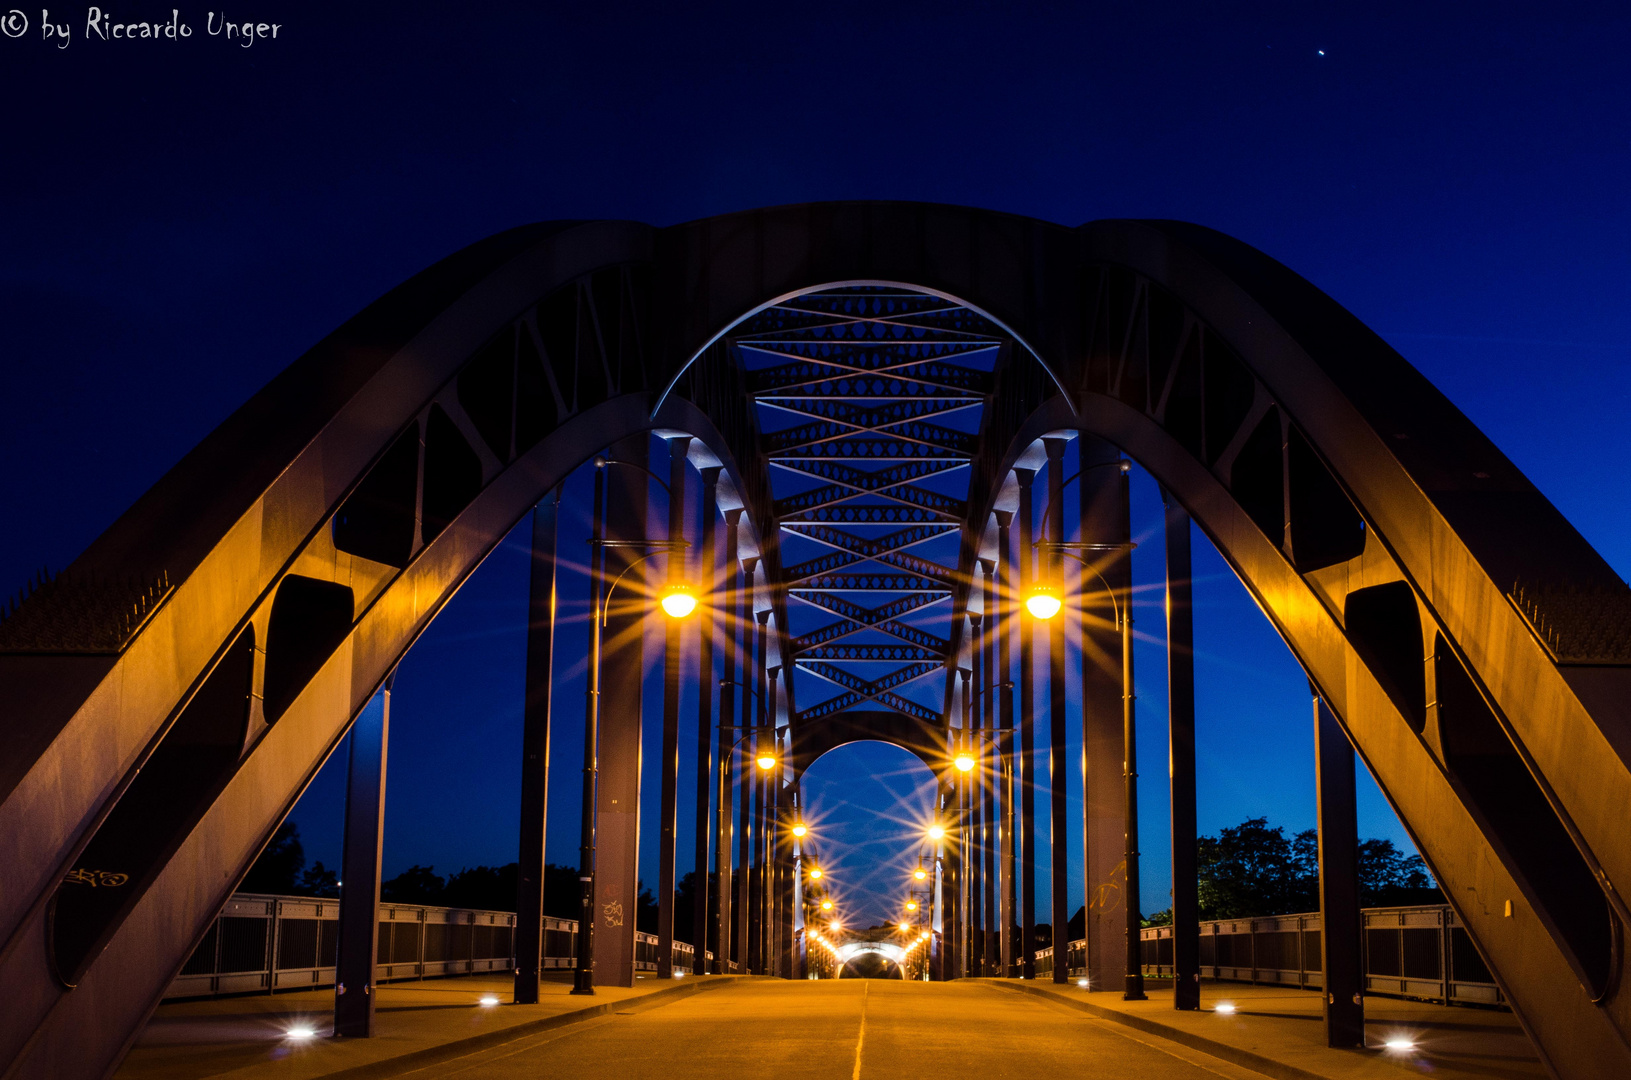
[741, 288, 1002, 729]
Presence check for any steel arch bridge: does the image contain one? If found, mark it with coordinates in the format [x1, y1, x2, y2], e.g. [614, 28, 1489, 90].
[1, 202, 1629, 1078]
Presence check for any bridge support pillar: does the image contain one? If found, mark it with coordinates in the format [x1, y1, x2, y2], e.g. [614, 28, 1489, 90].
[734, 560, 757, 973]
[515, 494, 560, 1004]
[1080, 435, 1131, 994]
[979, 567, 999, 979]
[694, 469, 720, 975]
[1016, 469, 1038, 980]
[657, 437, 691, 980]
[1045, 438, 1070, 985]
[594, 433, 650, 988]
[995, 511, 1016, 978]
[1162, 492, 1201, 1011]
[715, 514, 741, 973]
[334, 677, 391, 1037]
[1315, 695, 1365, 1046]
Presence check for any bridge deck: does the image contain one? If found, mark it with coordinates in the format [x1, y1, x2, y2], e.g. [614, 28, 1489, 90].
[114, 976, 1540, 1080]
[996, 978, 1541, 1080]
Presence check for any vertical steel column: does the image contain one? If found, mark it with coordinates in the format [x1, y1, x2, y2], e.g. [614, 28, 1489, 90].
[1116, 461, 1146, 1002]
[515, 493, 559, 1004]
[734, 560, 756, 972]
[750, 610, 770, 972]
[1163, 492, 1200, 1010]
[657, 436, 690, 979]
[594, 435, 648, 988]
[334, 677, 391, 1036]
[572, 463, 607, 995]
[693, 469, 720, 975]
[1079, 437, 1129, 993]
[952, 668, 965, 978]
[943, 774, 960, 980]
[980, 559, 999, 977]
[1015, 470, 1037, 980]
[1044, 438, 1069, 984]
[765, 666, 781, 977]
[995, 511, 1016, 978]
[715, 512, 740, 973]
[968, 617, 985, 975]
[778, 733, 795, 979]
[1316, 695, 1365, 1046]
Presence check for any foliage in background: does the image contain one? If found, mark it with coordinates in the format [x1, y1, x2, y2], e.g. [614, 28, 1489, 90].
[1197, 817, 1437, 918]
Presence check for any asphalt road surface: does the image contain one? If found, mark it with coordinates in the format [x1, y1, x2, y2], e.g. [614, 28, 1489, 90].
[398, 979, 1263, 1080]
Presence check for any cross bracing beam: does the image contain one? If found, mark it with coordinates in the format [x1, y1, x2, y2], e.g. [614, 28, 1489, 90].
[784, 558, 955, 589]
[735, 309, 1001, 344]
[788, 574, 952, 593]
[764, 438, 966, 462]
[780, 522, 956, 556]
[745, 357, 993, 397]
[773, 483, 965, 522]
[795, 689, 941, 726]
[765, 419, 975, 457]
[740, 338, 998, 363]
[796, 661, 941, 697]
[796, 645, 943, 662]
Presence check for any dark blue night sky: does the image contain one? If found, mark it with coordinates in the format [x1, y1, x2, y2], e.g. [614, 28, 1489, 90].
[4, 2, 1629, 925]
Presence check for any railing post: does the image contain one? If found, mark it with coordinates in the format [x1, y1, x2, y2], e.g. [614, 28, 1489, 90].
[1315, 694, 1364, 1046]
[334, 678, 391, 1037]
[515, 491, 559, 1004]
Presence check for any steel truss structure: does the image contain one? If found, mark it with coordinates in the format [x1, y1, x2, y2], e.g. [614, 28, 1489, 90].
[1, 204, 1629, 1078]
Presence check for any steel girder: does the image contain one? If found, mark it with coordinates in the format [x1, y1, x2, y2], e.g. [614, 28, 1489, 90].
[0, 203, 1626, 1078]
[731, 287, 1001, 730]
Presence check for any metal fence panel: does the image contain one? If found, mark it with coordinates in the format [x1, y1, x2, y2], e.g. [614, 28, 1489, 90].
[1133, 903, 1503, 1009]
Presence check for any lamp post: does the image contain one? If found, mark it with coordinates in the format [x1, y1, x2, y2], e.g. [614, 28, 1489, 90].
[1027, 535, 1144, 1001]
[572, 458, 695, 996]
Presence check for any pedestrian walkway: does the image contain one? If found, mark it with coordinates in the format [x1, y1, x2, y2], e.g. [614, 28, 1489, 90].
[114, 973, 743, 1080]
[989, 977, 1544, 1080]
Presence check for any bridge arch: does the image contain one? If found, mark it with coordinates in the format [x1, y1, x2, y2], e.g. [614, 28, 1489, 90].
[833, 941, 910, 980]
[0, 203, 1626, 1078]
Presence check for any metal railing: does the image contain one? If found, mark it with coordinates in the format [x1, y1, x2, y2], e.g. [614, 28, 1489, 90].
[1032, 904, 1502, 1008]
[165, 892, 704, 999]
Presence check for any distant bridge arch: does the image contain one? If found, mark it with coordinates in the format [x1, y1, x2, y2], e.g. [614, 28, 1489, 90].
[0, 203, 1626, 1078]
[833, 941, 910, 980]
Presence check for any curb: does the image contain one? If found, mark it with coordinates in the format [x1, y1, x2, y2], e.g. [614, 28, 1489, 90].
[983, 979, 1332, 1080]
[317, 975, 752, 1080]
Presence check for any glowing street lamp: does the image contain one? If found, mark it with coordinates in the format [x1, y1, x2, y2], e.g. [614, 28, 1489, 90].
[808, 866, 822, 880]
[820, 899, 834, 911]
[927, 822, 946, 842]
[791, 820, 808, 838]
[953, 746, 976, 772]
[913, 862, 928, 882]
[659, 581, 697, 618]
[1025, 582, 1063, 620]
[905, 900, 918, 912]
[756, 749, 777, 770]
